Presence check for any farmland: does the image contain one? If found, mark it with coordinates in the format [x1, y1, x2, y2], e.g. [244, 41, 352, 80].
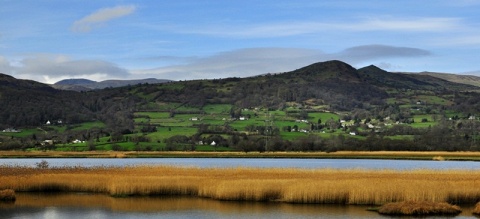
[1, 100, 478, 152]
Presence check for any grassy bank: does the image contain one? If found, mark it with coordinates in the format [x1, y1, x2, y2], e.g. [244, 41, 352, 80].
[377, 201, 461, 216]
[3, 150, 480, 160]
[2, 165, 480, 205]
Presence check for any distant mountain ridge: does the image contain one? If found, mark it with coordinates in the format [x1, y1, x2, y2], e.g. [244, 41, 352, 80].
[52, 78, 173, 91]
[55, 78, 96, 85]
[418, 72, 480, 88]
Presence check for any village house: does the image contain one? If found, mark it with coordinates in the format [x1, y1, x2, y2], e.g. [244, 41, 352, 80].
[2, 128, 20, 133]
[72, 139, 84, 144]
[42, 140, 54, 145]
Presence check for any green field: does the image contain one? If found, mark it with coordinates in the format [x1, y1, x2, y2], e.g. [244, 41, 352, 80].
[3, 102, 475, 152]
[308, 112, 340, 123]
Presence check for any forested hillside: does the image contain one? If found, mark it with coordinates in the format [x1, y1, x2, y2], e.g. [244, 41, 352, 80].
[1, 60, 479, 152]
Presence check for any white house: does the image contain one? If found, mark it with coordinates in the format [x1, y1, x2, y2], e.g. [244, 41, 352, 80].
[45, 120, 51, 125]
[211, 141, 216, 146]
[349, 132, 356, 136]
[72, 139, 84, 144]
[2, 128, 20, 133]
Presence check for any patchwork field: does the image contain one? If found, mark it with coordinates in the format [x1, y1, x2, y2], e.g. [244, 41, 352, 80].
[1, 100, 475, 152]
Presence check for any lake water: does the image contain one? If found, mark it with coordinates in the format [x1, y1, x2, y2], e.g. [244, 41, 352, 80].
[1, 193, 477, 219]
[2, 158, 480, 218]
[1, 157, 480, 170]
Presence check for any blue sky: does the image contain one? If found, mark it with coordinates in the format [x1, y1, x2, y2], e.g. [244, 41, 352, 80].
[2, 0, 480, 83]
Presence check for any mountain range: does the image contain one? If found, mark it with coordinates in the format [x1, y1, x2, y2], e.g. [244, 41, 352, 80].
[1, 60, 479, 128]
[52, 78, 172, 91]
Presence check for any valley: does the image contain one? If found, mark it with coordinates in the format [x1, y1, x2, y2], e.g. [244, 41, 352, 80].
[1, 60, 479, 152]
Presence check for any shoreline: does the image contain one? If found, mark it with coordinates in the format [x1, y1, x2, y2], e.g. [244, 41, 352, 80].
[1, 150, 480, 161]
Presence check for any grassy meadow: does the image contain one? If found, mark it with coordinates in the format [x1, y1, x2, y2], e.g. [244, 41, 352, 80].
[2, 165, 480, 205]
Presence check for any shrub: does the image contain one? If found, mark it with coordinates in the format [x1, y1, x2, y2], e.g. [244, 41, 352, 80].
[0, 189, 16, 202]
[35, 160, 50, 169]
[378, 201, 461, 216]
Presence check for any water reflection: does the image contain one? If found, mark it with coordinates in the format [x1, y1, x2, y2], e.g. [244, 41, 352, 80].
[0, 193, 388, 219]
[0, 193, 477, 219]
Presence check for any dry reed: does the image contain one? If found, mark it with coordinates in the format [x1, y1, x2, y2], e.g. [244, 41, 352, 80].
[0, 189, 16, 202]
[2, 165, 480, 205]
[473, 202, 480, 215]
[377, 201, 461, 215]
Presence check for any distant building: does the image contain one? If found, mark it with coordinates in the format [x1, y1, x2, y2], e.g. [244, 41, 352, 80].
[2, 128, 20, 133]
[72, 139, 84, 144]
[46, 120, 51, 125]
[43, 140, 53, 145]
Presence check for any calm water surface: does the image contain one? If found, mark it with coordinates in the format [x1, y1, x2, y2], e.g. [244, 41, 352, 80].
[1, 158, 480, 170]
[1, 193, 477, 219]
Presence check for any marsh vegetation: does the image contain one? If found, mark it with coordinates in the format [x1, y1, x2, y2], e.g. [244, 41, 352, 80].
[3, 165, 480, 205]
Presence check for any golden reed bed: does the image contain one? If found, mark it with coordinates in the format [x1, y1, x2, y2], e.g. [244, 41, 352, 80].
[2, 165, 480, 205]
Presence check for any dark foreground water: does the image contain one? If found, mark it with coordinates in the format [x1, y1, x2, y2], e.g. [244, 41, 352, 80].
[2, 158, 480, 170]
[0, 193, 477, 219]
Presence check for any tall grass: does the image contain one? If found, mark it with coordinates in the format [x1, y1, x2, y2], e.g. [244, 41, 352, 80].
[2, 166, 480, 205]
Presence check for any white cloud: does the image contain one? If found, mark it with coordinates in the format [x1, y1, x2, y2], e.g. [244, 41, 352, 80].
[6, 54, 129, 84]
[337, 45, 431, 63]
[0, 56, 14, 73]
[132, 45, 431, 80]
[177, 16, 461, 38]
[1, 45, 433, 83]
[71, 5, 136, 32]
[434, 35, 480, 46]
[356, 17, 462, 32]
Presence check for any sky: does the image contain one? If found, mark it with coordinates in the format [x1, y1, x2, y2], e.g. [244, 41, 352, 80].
[2, 0, 480, 84]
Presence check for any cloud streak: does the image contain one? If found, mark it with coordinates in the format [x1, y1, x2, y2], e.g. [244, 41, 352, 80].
[177, 16, 461, 38]
[4, 54, 129, 83]
[132, 45, 432, 80]
[337, 45, 431, 63]
[71, 5, 136, 32]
